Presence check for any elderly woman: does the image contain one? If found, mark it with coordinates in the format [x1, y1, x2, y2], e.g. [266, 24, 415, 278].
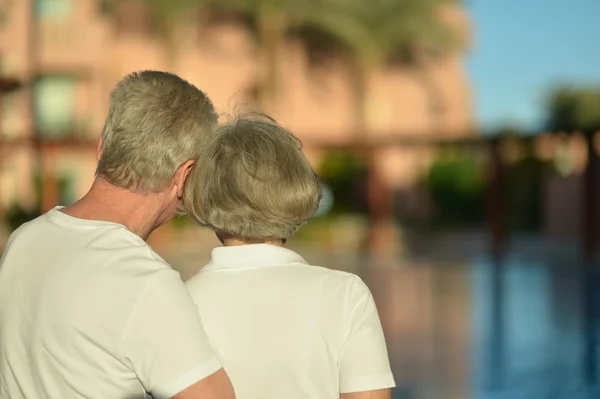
[183, 113, 395, 399]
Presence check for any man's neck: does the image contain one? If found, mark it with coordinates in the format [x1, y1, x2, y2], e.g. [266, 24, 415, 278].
[61, 178, 169, 240]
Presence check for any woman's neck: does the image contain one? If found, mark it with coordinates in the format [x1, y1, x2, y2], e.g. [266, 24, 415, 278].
[222, 238, 285, 247]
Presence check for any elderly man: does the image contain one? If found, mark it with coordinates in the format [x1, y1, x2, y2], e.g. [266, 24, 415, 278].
[0, 71, 235, 399]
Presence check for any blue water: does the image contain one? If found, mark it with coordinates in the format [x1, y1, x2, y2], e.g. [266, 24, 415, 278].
[167, 243, 600, 399]
[356, 255, 600, 399]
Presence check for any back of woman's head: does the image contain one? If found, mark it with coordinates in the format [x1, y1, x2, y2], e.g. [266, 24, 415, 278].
[183, 112, 321, 242]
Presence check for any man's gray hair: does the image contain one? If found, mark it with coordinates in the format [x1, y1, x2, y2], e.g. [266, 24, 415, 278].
[183, 112, 321, 241]
[97, 70, 218, 192]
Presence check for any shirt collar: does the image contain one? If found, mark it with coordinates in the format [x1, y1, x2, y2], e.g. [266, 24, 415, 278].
[203, 244, 308, 271]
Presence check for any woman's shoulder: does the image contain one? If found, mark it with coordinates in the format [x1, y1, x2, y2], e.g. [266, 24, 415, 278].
[299, 265, 370, 296]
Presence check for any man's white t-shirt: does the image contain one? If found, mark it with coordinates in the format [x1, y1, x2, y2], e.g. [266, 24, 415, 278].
[186, 244, 395, 398]
[0, 207, 222, 399]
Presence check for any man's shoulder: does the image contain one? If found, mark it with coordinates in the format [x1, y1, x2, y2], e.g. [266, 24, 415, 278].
[1, 214, 51, 256]
[5, 213, 44, 239]
[5, 212, 176, 279]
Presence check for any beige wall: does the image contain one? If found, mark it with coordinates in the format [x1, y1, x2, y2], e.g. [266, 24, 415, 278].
[0, 0, 474, 209]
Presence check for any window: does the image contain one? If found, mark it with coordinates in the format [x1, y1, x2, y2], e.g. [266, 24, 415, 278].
[35, 0, 73, 18]
[33, 75, 76, 138]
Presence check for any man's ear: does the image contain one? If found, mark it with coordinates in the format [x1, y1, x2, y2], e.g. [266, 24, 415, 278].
[96, 137, 103, 162]
[173, 159, 196, 200]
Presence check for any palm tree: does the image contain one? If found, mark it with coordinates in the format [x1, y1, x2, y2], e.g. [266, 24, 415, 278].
[109, 0, 462, 117]
[191, 0, 352, 110]
[107, 0, 337, 109]
[323, 0, 462, 138]
[125, 0, 462, 120]
[312, 0, 462, 252]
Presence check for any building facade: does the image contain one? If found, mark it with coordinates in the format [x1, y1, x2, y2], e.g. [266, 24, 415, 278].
[0, 0, 473, 238]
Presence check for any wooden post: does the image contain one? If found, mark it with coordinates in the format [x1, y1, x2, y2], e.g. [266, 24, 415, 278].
[486, 138, 505, 388]
[582, 131, 598, 385]
[582, 131, 597, 261]
[367, 158, 394, 244]
[487, 138, 504, 260]
[40, 147, 58, 212]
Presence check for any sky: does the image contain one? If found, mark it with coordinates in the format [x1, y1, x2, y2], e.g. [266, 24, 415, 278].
[466, 0, 600, 132]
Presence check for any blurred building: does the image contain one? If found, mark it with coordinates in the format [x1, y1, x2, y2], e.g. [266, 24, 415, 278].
[0, 0, 473, 238]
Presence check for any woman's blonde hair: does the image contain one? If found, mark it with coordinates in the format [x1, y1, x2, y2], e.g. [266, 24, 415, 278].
[183, 112, 321, 241]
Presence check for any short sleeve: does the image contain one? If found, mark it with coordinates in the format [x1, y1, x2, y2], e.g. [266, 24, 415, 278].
[339, 276, 396, 393]
[121, 270, 222, 399]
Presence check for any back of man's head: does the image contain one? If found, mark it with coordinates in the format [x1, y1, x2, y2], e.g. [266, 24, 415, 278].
[97, 70, 217, 192]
